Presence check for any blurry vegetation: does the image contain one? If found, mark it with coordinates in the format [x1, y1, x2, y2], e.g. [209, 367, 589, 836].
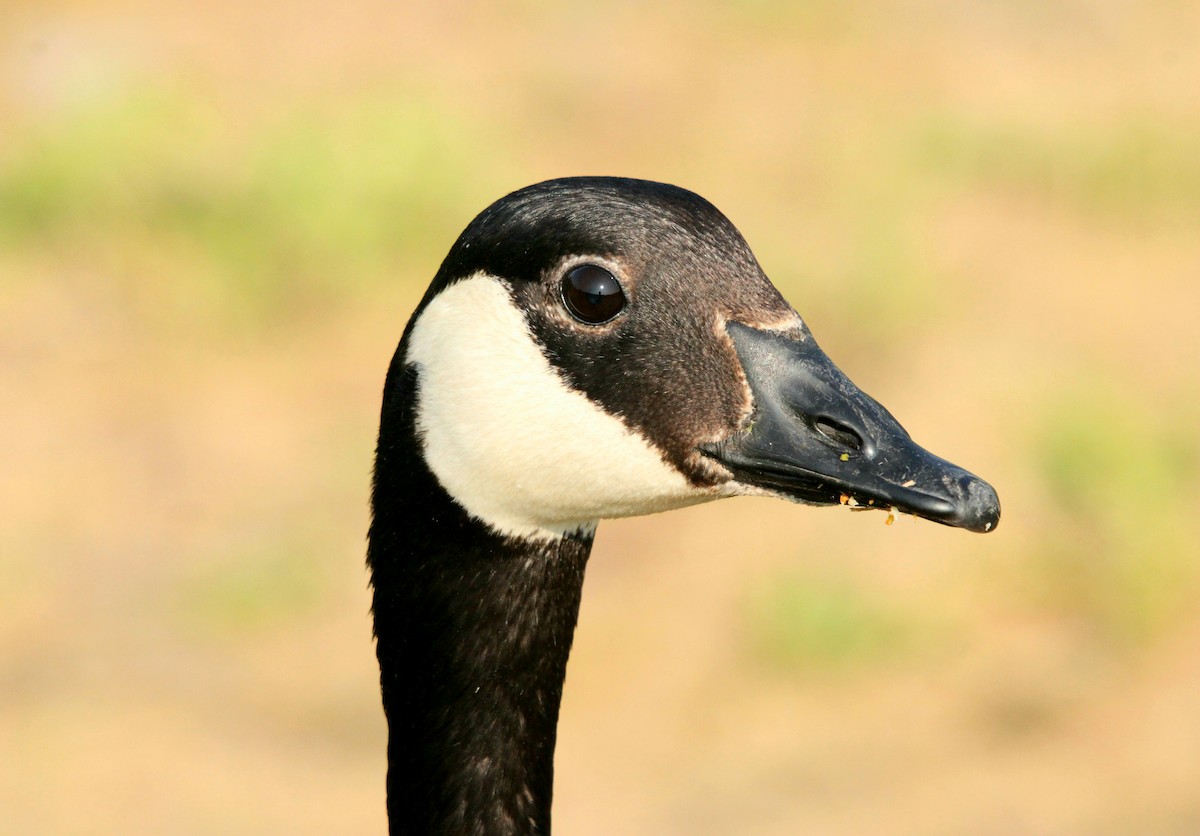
[812, 200, 945, 354]
[743, 571, 923, 671]
[175, 538, 331, 638]
[912, 112, 1200, 221]
[1028, 382, 1200, 646]
[0, 85, 511, 324]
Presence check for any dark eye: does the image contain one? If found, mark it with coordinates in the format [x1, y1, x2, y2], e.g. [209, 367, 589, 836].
[561, 265, 626, 324]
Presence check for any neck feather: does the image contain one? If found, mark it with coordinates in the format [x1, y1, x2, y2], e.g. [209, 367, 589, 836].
[369, 361, 592, 835]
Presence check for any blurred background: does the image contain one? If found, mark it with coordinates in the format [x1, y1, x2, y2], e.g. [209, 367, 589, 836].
[2, 1, 1198, 833]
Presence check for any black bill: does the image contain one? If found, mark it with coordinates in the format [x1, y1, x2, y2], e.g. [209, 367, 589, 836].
[702, 322, 1000, 532]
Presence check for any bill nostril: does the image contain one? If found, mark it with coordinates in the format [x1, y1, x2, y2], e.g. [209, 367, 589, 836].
[814, 417, 864, 452]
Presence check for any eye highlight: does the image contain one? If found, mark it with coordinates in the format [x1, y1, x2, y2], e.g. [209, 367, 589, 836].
[561, 265, 626, 324]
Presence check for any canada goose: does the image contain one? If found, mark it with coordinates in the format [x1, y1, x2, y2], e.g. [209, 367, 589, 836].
[367, 177, 999, 834]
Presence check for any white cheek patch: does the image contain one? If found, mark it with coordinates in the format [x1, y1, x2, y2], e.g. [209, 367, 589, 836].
[406, 274, 721, 541]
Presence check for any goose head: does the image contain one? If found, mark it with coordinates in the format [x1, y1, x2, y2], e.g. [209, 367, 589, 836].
[401, 176, 999, 541]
